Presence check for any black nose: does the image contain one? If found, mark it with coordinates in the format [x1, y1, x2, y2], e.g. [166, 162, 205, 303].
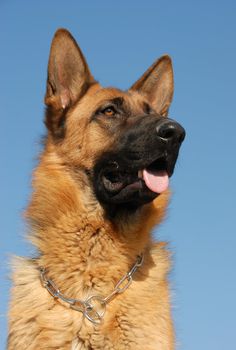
[156, 119, 185, 144]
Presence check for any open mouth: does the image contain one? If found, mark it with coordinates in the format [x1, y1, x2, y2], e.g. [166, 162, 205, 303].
[93, 116, 185, 207]
[102, 156, 170, 196]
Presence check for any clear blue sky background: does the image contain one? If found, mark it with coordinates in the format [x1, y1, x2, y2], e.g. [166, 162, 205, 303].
[1, 1, 235, 349]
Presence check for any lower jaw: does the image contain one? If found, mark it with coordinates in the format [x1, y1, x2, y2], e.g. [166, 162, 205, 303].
[101, 167, 170, 200]
[97, 182, 158, 206]
[102, 194, 159, 219]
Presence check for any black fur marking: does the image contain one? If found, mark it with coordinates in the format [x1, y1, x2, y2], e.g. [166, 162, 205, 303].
[92, 114, 185, 211]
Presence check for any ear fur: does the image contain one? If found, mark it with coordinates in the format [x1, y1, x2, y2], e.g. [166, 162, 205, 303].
[130, 55, 174, 117]
[45, 29, 95, 137]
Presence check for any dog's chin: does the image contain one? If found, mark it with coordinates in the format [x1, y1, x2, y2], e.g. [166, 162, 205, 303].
[96, 176, 159, 210]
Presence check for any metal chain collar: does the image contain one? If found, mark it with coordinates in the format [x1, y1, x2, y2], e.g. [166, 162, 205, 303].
[39, 254, 143, 325]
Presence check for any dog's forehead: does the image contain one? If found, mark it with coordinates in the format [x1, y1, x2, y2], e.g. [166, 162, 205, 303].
[78, 84, 148, 112]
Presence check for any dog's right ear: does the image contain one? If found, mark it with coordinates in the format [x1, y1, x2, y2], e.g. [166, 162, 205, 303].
[45, 29, 95, 136]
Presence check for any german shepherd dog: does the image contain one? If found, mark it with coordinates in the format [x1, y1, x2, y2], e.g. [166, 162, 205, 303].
[8, 29, 185, 349]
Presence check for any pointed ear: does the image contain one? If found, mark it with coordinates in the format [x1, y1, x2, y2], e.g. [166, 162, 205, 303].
[45, 29, 95, 136]
[45, 28, 95, 109]
[130, 55, 174, 117]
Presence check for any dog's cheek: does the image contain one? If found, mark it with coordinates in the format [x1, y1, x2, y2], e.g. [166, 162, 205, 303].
[81, 125, 116, 166]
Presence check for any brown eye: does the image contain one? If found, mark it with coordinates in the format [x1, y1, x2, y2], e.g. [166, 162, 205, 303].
[102, 106, 116, 117]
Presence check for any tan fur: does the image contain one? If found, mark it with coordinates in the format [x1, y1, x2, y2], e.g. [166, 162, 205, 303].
[8, 29, 176, 349]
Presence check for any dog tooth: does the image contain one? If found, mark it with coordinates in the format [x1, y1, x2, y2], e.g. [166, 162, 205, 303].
[138, 170, 143, 178]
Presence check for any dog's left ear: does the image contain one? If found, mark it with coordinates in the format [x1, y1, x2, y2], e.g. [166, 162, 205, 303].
[130, 55, 173, 117]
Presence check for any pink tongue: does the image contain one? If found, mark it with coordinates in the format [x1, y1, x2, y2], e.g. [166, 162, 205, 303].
[143, 169, 169, 194]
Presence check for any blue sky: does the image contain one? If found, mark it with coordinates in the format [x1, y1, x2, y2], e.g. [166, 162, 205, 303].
[1, 0, 236, 349]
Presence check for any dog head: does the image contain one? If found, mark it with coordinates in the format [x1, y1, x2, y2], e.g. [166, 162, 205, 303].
[44, 29, 185, 215]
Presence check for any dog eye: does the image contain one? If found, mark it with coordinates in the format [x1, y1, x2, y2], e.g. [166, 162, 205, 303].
[101, 106, 116, 117]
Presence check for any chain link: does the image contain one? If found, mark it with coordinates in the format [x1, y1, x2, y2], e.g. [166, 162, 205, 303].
[39, 254, 143, 325]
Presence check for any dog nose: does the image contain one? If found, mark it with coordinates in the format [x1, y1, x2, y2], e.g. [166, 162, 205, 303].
[156, 119, 185, 144]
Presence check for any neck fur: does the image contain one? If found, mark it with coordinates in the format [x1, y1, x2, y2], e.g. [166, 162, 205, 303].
[25, 148, 169, 297]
